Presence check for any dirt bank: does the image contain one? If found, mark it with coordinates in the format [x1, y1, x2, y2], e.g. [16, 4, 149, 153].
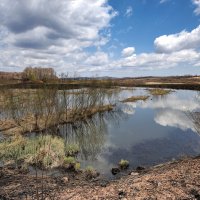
[58, 156, 200, 200]
[0, 156, 199, 199]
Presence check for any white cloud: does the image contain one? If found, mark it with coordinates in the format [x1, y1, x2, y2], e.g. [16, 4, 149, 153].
[115, 49, 200, 70]
[154, 25, 200, 53]
[84, 52, 109, 66]
[0, 0, 199, 76]
[122, 47, 135, 57]
[0, 0, 117, 73]
[125, 6, 133, 17]
[192, 0, 200, 15]
[84, 25, 200, 74]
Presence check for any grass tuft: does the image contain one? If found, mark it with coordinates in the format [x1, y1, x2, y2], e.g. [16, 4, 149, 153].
[119, 159, 129, 170]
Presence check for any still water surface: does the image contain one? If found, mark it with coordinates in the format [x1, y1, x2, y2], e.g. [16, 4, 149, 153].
[58, 88, 200, 177]
[1, 88, 200, 177]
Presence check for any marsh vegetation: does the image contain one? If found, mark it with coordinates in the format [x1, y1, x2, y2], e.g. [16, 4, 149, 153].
[121, 95, 149, 102]
[148, 88, 172, 96]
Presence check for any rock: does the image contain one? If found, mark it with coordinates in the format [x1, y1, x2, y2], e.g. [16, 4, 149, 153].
[131, 172, 139, 176]
[111, 167, 120, 175]
[136, 166, 145, 171]
[100, 180, 108, 187]
[190, 189, 200, 199]
[118, 190, 126, 198]
[61, 176, 69, 184]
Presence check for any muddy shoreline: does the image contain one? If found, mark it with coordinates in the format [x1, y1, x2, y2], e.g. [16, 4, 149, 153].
[0, 155, 199, 199]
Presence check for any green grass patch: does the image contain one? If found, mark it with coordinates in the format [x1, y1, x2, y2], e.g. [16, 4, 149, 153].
[119, 159, 129, 170]
[0, 135, 81, 169]
[65, 144, 80, 157]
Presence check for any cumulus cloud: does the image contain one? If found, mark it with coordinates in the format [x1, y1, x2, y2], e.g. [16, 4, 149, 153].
[84, 52, 109, 66]
[91, 25, 200, 74]
[192, 0, 200, 15]
[0, 0, 199, 76]
[154, 25, 200, 53]
[122, 47, 135, 57]
[115, 49, 200, 70]
[125, 6, 133, 17]
[0, 0, 116, 73]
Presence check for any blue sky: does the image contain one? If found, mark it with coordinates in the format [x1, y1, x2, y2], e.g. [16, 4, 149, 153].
[0, 0, 200, 77]
[109, 0, 199, 53]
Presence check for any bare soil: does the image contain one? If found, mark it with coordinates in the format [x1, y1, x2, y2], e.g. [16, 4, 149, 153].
[0, 156, 199, 200]
[58, 156, 200, 200]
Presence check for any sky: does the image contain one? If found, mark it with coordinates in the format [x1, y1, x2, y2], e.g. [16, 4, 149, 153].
[0, 0, 200, 77]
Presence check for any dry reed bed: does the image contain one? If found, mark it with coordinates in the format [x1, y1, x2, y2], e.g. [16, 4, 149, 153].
[0, 104, 114, 136]
[121, 95, 149, 103]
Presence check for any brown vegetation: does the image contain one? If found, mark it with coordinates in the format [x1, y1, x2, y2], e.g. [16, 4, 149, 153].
[148, 88, 172, 96]
[22, 67, 57, 82]
[0, 87, 116, 136]
[121, 95, 149, 103]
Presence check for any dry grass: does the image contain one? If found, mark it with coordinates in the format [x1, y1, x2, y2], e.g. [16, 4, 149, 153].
[148, 88, 172, 96]
[0, 104, 114, 136]
[121, 95, 149, 103]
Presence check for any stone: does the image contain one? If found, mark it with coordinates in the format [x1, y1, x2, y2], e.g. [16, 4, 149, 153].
[136, 166, 145, 171]
[61, 176, 69, 184]
[111, 167, 120, 175]
[131, 172, 139, 176]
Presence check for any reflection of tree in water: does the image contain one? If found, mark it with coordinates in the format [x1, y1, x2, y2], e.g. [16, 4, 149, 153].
[188, 112, 200, 135]
[187, 92, 200, 136]
[57, 110, 124, 161]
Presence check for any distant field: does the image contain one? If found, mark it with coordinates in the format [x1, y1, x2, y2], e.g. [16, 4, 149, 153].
[0, 75, 200, 90]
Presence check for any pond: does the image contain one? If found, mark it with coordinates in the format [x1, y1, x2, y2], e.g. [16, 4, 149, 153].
[57, 88, 200, 178]
[0, 88, 200, 178]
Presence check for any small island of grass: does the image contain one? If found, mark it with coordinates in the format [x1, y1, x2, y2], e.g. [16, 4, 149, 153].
[121, 95, 149, 103]
[148, 88, 172, 96]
